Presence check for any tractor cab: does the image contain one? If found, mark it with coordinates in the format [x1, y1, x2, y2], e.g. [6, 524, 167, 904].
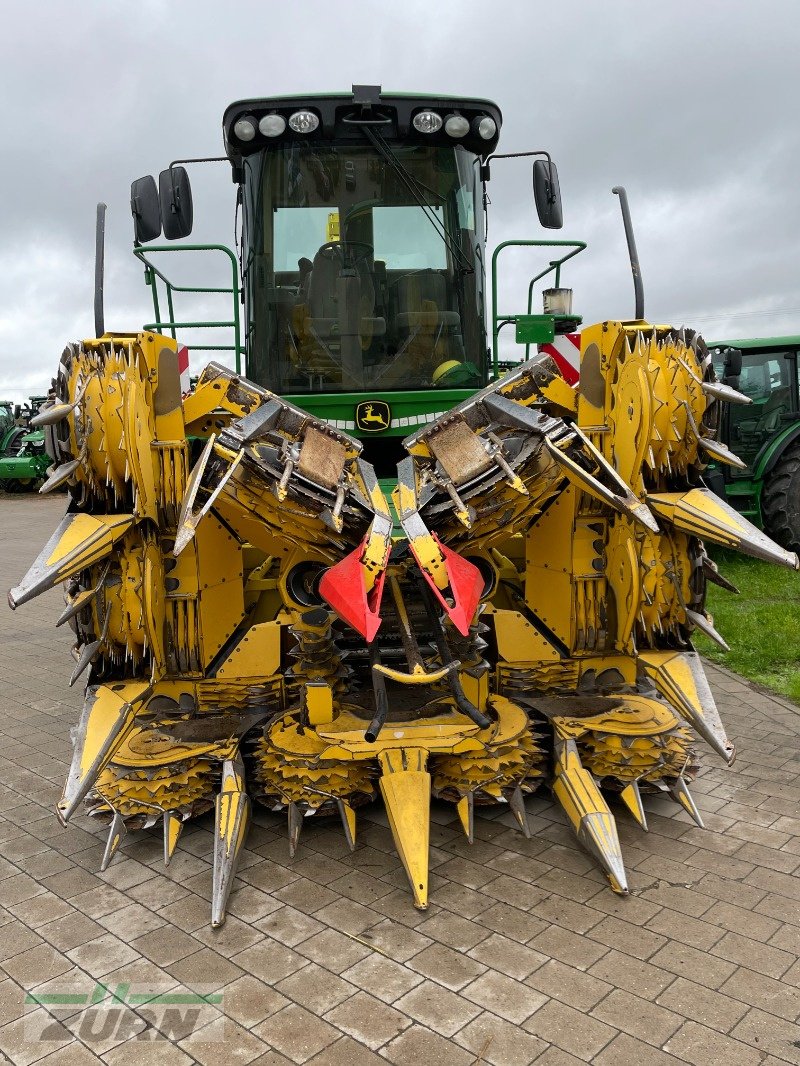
[707, 336, 800, 545]
[129, 86, 573, 475]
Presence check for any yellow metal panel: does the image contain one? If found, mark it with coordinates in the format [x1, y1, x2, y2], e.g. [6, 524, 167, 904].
[215, 621, 281, 679]
[306, 682, 334, 725]
[492, 609, 561, 663]
[194, 515, 245, 668]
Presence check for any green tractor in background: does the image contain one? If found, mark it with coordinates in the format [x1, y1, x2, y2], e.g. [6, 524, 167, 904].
[707, 336, 800, 552]
[0, 397, 50, 492]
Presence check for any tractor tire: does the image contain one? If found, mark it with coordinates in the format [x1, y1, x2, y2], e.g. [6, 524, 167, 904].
[762, 442, 800, 555]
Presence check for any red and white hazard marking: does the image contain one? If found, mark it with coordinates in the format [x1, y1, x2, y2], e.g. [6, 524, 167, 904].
[177, 344, 191, 396]
[538, 333, 581, 385]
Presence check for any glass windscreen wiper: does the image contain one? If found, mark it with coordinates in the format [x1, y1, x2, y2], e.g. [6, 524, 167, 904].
[360, 125, 474, 275]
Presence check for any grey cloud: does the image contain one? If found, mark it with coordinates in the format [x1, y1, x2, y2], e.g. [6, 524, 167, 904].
[1, 0, 798, 402]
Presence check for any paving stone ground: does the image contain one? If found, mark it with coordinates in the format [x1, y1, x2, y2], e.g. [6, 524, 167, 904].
[1, 492, 799, 1065]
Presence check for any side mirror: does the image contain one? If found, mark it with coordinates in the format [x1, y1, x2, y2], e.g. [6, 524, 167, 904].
[130, 176, 162, 243]
[159, 166, 194, 240]
[533, 159, 563, 230]
[723, 347, 743, 383]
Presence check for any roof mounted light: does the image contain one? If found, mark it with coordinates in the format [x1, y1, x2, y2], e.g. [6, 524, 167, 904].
[259, 113, 286, 137]
[288, 110, 320, 134]
[233, 116, 257, 142]
[413, 110, 442, 134]
[475, 115, 497, 140]
[444, 113, 470, 138]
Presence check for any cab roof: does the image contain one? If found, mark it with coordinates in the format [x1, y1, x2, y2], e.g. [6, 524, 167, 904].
[708, 335, 800, 351]
[222, 86, 503, 168]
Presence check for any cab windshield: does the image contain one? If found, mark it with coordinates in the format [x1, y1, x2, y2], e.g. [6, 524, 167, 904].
[242, 142, 486, 393]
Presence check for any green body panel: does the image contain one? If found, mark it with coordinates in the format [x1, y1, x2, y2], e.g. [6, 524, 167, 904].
[752, 421, 800, 480]
[0, 452, 49, 480]
[514, 316, 555, 345]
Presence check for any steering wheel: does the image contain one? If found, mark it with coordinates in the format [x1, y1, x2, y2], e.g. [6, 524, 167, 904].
[316, 241, 374, 268]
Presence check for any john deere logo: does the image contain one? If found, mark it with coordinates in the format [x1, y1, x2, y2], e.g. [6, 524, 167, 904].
[355, 400, 391, 432]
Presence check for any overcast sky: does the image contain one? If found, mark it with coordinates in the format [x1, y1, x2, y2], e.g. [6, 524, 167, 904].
[1, 0, 798, 404]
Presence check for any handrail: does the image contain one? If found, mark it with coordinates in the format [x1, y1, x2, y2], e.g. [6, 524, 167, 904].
[132, 244, 244, 373]
[491, 239, 587, 374]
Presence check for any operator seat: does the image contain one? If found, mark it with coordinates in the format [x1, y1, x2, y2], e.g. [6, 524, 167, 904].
[300, 244, 386, 386]
[306, 244, 385, 342]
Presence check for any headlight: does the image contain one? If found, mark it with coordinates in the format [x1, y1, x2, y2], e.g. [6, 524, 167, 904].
[259, 113, 286, 137]
[233, 116, 257, 142]
[289, 110, 320, 134]
[475, 115, 497, 140]
[413, 110, 443, 134]
[444, 113, 470, 138]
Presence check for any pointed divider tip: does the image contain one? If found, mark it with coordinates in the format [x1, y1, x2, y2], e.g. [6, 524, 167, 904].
[211, 757, 250, 928]
[163, 811, 183, 867]
[378, 749, 431, 909]
[337, 799, 357, 852]
[620, 780, 648, 831]
[287, 802, 303, 858]
[508, 785, 531, 839]
[100, 811, 126, 872]
[669, 775, 705, 828]
[553, 739, 628, 895]
[456, 792, 474, 844]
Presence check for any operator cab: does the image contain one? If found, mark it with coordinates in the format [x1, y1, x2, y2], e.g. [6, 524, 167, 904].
[223, 88, 500, 396]
[129, 85, 564, 474]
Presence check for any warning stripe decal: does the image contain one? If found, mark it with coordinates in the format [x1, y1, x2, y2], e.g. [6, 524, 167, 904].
[538, 333, 581, 385]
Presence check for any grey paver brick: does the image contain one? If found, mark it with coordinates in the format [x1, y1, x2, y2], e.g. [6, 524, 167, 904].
[456, 1011, 548, 1065]
[523, 998, 617, 1060]
[656, 974, 750, 1033]
[467, 930, 547, 979]
[664, 1019, 765, 1066]
[589, 987, 683, 1046]
[406, 940, 486, 990]
[307, 1035, 385, 1065]
[165, 946, 244, 992]
[323, 989, 409, 1049]
[710, 929, 796, 980]
[254, 1003, 340, 1063]
[593, 1032, 683, 1066]
[276, 962, 357, 1014]
[340, 953, 423, 1003]
[382, 1023, 474, 1066]
[587, 949, 675, 1000]
[179, 1015, 269, 1064]
[729, 1008, 800, 1064]
[461, 967, 547, 1023]
[719, 965, 800, 1022]
[394, 978, 482, 1037]
[530, 922, 609, 971]
[295, 928, 371, 973]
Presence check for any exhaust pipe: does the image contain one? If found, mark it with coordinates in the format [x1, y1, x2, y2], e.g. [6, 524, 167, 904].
[612, 186, 644, 320]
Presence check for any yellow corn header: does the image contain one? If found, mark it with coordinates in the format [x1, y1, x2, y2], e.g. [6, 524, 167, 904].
[11, 321, 797, 925]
